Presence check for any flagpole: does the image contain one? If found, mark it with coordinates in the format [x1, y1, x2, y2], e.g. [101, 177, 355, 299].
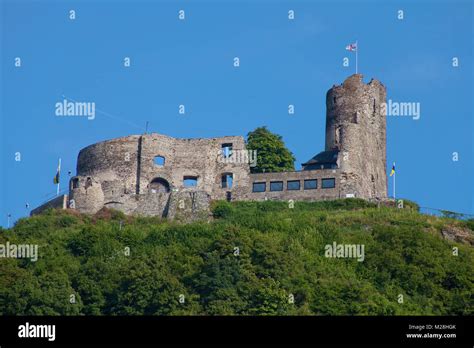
[393, 162, 396, 200]
[355, 40, 358, 74]
[57, 158, 61, 196]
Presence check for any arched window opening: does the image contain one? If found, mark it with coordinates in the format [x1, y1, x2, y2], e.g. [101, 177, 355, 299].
[149, 177, 170, 193]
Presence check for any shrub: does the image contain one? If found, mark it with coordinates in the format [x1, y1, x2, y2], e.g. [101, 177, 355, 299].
[211, 201, 235, 219]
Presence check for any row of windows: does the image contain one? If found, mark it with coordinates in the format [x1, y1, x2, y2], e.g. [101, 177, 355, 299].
[252, 178, 336, 193]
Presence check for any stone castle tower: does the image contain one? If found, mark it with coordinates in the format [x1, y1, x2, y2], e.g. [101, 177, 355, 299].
[325, 74, 387, 199]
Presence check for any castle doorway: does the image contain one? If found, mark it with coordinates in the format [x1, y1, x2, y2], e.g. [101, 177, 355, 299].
[149, 178, 170, 193]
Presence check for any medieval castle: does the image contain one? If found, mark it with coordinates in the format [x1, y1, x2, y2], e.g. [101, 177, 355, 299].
[32, 74, 388, 218]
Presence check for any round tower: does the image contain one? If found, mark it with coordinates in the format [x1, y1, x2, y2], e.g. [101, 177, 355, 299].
[325, 74, 387, 199]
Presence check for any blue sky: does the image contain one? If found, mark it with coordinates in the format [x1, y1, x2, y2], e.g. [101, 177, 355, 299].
[1, 0, 473, 227]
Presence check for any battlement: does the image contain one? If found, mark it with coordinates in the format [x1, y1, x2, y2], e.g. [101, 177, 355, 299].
[330, 74, 385, 89]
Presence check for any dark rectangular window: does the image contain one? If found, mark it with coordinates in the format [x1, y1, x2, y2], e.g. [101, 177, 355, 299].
[270, 181, 283, 191]
[252, 182, 266, 193]
[287, 180, 300, 190]
[221, 143, 233, 158]
[221, 173, 233, 189]
[322, 178, 336, 189]
[183, 176, 198, 187]
[304, 179, 317, 190]
[71, 178, 79, 189]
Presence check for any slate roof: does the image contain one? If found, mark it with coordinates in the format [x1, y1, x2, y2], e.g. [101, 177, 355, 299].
[302, 150, 339, 167]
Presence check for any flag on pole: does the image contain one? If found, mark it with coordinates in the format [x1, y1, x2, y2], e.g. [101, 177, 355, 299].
[389, 163, 395, 177]
[345, 42, 357, 51]
[54, 158, 61, 195]
[390, 162, 396, 199]
[345, 41, 358, 73]
[53, 159, 61, 184]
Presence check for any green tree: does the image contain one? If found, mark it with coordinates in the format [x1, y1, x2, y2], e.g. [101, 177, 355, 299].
[246, 126, 295, 173]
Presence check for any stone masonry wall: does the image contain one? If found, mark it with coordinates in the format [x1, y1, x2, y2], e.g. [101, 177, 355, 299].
[30, 194, 68, 215]
[325, 74, 387, 199]
[69, 133, 251, 217]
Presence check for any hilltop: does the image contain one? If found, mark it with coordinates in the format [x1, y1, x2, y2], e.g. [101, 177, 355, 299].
[0, 199, 473, 315]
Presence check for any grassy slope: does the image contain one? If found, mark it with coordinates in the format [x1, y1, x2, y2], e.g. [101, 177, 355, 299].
[0, 199, 472, 315]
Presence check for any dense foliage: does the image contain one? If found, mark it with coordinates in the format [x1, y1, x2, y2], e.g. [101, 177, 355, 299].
[0, 199, 472, 316]
[246, 126, 296, 173]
